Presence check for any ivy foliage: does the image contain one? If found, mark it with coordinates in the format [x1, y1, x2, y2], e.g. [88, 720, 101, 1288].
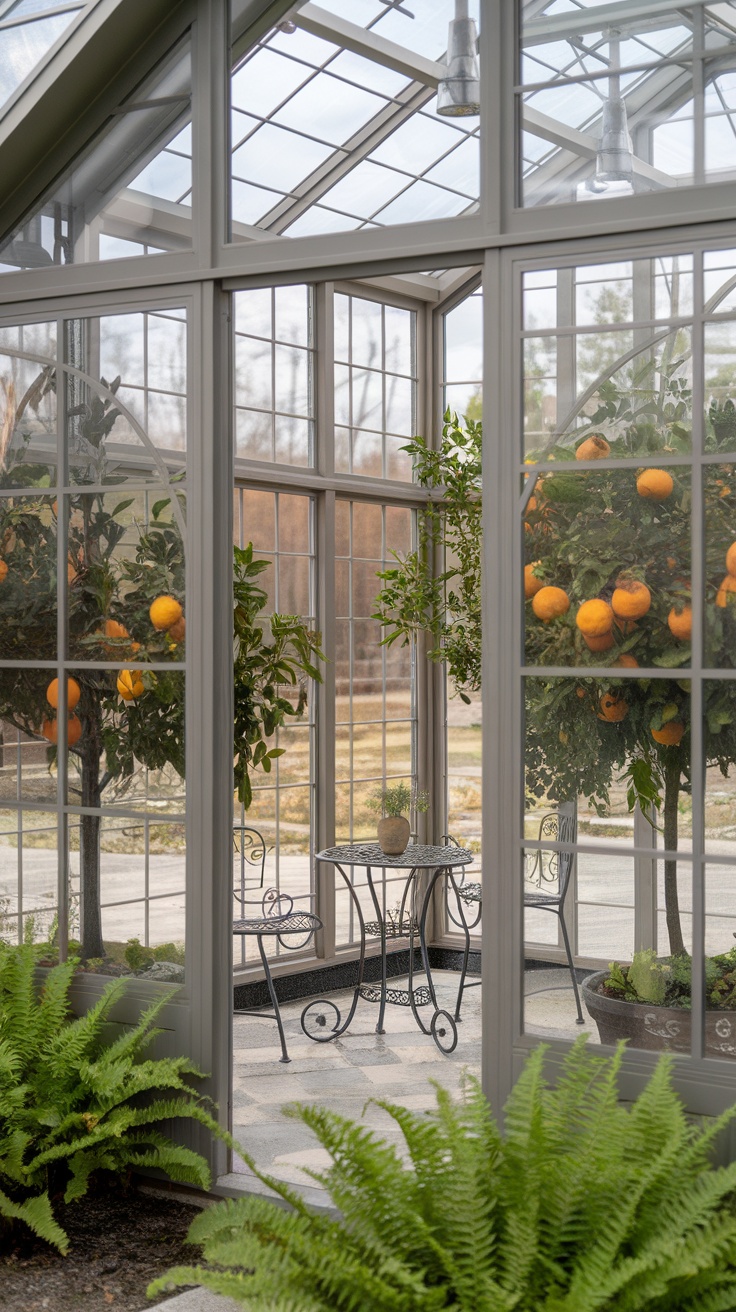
[0, 941, 221, 1254]
[151, 1037, 736, 1311]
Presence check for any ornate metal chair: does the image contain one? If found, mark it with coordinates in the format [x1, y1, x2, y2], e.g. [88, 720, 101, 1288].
[232, 825, 322, 1063]
[447, 809, 584, 1025]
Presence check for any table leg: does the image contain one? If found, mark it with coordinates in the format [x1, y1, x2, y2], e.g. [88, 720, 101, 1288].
[366, 866, 388, 1034]
[301, 863, 366, 1042]
[419, 865, 459, 1055]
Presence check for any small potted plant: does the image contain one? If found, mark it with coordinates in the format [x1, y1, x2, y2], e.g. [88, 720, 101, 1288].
[367, 782, 429, 856]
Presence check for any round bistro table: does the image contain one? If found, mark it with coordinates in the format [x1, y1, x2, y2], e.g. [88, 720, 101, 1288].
[301, 842, 474, 1055]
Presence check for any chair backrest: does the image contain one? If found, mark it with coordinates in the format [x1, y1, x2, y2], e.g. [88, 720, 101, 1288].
[233, 825, 268, 918]
[529, 807, 577, 899]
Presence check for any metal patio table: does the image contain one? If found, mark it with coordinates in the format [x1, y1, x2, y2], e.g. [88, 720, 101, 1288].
[301, 842, 474, 1055]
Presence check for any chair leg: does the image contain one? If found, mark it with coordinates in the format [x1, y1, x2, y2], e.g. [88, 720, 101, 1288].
[558, 909, 584, 1025]
[257, 934, 291, 1062]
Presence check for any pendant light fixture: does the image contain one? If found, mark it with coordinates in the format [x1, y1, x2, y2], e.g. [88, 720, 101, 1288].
[437, 0, 480, 118]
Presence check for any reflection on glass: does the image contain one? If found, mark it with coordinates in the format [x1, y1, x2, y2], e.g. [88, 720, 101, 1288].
[519, 6, 736, 207]
[523, 261, 692, 461]
[0, 671, 60, 805]
[0, 44, 192, 272]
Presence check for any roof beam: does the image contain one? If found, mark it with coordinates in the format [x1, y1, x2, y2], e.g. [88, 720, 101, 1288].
[522, 0, 696, 46]
[522, 106, 673, 189]
[294, 2, 445, 87]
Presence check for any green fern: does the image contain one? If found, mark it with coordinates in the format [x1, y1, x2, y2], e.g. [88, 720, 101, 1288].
[151, 1038, 736, 1311]
[0, 941, 221, 1253]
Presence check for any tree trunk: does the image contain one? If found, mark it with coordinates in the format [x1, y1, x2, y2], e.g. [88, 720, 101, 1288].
[78, 701, 104, 961]
[663, 751, 685, 958]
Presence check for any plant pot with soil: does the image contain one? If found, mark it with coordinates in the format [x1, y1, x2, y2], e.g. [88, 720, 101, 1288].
[583, 947, 736, 1056]
[367, 782, 429, 856]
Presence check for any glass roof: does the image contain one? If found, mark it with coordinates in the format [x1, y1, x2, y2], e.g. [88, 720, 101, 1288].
[519, 1, 736, 205]
[229, 0, 482, 240]
[0, 0, 88, 116]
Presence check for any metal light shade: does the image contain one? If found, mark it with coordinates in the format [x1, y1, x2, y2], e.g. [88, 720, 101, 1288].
[437, 1, 480, 118]
[6, 239, 53, 269]
[594, 97, 634, 185]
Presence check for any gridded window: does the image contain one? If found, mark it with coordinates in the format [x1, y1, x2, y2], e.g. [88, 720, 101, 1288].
[233, 286, 314, 466]
[334, 292, 416, 480]
[0, 40, 192, 271]
[233, 487, 316, 964]
[442, 283, 482, 422]
[0, 308, 188, 974]
[519, 5, 736, 208]
[334, 498, 415, 947]
[229, 1, 480, 241]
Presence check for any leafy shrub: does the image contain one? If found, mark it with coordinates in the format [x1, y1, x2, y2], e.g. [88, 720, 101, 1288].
[606, 947, 736, 1010]
[0, 942, 220, 1253]
[151, 1038, 736, 1311]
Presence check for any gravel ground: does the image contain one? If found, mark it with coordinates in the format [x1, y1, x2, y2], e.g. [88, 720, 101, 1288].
[0, 1186, 200, 1312]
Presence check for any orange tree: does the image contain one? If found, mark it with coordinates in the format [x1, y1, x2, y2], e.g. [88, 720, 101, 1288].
[375, 381, 736, 959]
[0, 381, 322, 962]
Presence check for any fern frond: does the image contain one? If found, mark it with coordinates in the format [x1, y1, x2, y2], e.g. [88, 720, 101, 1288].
[0, 1185, 68, 1254]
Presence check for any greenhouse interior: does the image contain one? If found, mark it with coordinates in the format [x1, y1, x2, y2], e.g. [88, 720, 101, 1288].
[6, 0, 736, 1308]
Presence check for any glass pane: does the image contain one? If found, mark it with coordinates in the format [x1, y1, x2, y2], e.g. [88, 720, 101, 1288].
[524, 467, 691, 668]
[229, 2, 481, 243]
[523, 263, 693, 463]
[519, 6, 736, 207]
[0, 494, 57, 659]
[234, 287, 314, 467]
[0, 809, 59, 948]
[334, 294, 417, 480]
[0, 42, 192, 272]
[0, 7, 84, 114]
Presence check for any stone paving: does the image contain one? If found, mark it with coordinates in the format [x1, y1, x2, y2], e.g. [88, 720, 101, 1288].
[229, 966, 592, 1201]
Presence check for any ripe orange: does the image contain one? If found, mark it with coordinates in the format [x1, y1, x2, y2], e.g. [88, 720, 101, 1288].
[576, 435, 610, 461]
[150, 595, 183, 631]
[614, 653, 639, 668]
[46, 677, 81, 711]
[585, 631, 615, 652]
[612, 579, 651, 620]
[168, 616, 186, 642]
[716, 574, 736, 607]
[636, 469, 673, 501]
[41, 715, 82, 747]
[117, 669, 144, 701]
[531, 586, 570, 622]
[524, 563, 543, 599]
[651, 721, 684, 746]
[576, 686, 586, 699]
[104, 619, 130, 641]
[726, 541, 736, 577]
[598, 693, 628, 722]
[576, 599, 614, 639]
[667, 605, 692, 641]
[0, 561, 7, 584]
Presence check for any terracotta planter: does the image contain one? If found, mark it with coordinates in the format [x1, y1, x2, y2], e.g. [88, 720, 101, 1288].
[582, 971, 736, 1058]
[377, 816, 410, 856]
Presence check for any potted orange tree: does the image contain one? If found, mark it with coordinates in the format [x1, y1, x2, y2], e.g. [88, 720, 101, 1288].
[0, 375, 323, 965]
[374, 365, 736, 1051]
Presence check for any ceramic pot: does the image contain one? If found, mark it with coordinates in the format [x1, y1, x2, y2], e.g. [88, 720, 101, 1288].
[377, 816, 410, 856]
[582, 970, 736, 1057]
